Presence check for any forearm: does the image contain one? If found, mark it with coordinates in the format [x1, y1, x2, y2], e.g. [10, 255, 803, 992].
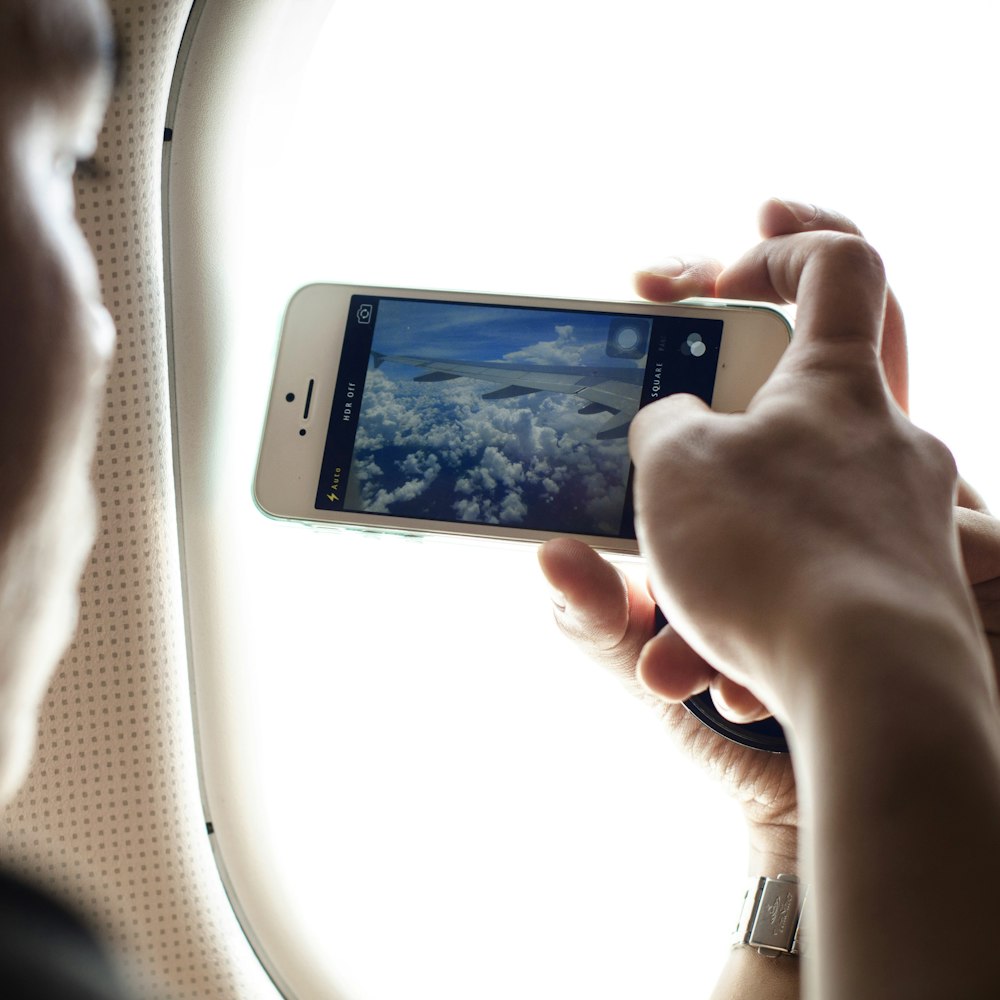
[791, 610, 1000, 1000]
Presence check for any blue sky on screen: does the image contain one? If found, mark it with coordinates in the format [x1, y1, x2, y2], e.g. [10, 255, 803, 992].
[344, 298, 642, 535]
[370, 298, 644, 367]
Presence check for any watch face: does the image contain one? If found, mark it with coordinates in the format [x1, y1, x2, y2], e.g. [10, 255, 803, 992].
[652, 607, 789, 753]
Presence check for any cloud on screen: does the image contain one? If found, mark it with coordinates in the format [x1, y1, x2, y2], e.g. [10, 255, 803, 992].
[347, 322, 635, 535]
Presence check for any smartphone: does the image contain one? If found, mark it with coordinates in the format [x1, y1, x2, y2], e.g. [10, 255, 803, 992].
[253, 283, 791, 554]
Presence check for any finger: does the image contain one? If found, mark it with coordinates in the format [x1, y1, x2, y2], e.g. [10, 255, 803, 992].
[758, 198, 864, 239]
[634, 256, 724, 303]
[958, 477, 991, 515]
[715, 231, 888, 395]
[628, 392, 716, 510]
[758, 198, 908, 412]
[880, 289, 908, 412]
[710, 675, 774, 723]
[629, 389, 714, 473]
[537, 537, 655, 685]
[637, 624, 715, 702]
[956, 506, 1000, 587]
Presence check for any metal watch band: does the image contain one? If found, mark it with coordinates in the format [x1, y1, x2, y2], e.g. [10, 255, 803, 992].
[732, 873, 806, 957]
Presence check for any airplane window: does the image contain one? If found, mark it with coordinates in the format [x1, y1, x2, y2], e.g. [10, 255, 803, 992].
[167, 1, 999, 996]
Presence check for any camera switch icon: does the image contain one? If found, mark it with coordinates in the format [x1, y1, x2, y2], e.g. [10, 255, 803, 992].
[681, 332, 707, 357]
[356, 303, 374, 325]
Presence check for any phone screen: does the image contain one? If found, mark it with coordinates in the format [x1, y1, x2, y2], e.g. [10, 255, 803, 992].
[314, 295, 722, 540]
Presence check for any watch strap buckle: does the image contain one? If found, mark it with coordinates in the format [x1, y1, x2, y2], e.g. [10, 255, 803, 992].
[732, 873, 805, 957]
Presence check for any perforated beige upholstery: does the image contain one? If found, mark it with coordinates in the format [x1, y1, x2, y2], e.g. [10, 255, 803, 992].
[0, 2, 278, 995]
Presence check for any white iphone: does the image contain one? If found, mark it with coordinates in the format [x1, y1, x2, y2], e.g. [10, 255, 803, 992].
[253, 283, 792, 555]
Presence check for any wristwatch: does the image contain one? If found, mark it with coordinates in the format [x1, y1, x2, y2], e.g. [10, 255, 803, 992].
[732, 873, 806, 957]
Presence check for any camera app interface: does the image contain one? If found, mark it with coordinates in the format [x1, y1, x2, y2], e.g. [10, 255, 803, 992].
[315, 296, 721, 539]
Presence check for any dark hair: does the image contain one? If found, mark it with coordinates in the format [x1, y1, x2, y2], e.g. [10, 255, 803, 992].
[0, 0, 119, 96]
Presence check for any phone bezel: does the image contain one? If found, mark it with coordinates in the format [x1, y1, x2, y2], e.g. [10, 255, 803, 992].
[253, 283, 791, 555]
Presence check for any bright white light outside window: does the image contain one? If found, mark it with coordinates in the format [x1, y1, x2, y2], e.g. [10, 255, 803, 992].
[181, 1, 1000, 997]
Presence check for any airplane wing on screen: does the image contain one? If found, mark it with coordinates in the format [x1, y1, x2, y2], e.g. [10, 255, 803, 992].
[371, 351, 643, 439]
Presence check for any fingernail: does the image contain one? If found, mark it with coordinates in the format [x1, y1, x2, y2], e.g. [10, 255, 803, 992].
[778, 199, 818, 224]
[638, 257, 685, 278]
[549, 589, 567, 613]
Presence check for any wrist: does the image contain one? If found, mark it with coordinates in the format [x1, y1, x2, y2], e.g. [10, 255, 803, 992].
[777, 593, 992, 727]
[711, 945, 800, 1000]
[746, 817, 798, 878]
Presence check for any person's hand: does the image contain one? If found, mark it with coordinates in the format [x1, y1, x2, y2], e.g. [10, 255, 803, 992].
[540, 199, 1000, 872]
[538, 536, 798, 872]
[0, 0, 115, 802]
[633, 200, 912, 723]
[539, 202, 891, 868]
[538, 486, 1000, 875]
[635, 202, 1000, 719]
[628, 216, 992, 728]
